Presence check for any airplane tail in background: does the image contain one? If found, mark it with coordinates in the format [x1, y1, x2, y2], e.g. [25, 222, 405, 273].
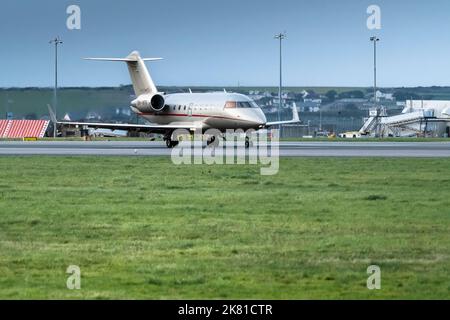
[84, 51, 163, 96]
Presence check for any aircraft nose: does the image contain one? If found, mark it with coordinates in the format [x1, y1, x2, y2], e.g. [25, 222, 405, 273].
[255, 108, 267, 125]
[241, 109, 266, 126]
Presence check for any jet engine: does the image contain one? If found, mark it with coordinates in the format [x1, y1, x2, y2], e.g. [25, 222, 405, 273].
[131, 93, 165, 112]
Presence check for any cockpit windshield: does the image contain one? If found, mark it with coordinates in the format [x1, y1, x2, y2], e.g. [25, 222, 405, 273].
[225, 100, 259, 109]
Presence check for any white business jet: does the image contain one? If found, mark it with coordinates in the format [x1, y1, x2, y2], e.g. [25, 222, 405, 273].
[53, 51, 300, 148]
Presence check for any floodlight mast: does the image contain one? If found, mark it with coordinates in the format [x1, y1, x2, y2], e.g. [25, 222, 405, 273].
[370, 36, 382, 137]
[49, 36, 63, 138]
[274, 32, 286, 135]
[370, 36, 380, 109]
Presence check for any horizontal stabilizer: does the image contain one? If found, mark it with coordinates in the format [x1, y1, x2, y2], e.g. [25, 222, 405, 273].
[84, 51, 162, 96]
[84, 57, 163, 62]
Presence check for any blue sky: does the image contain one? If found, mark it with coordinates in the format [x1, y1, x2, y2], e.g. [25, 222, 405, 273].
[1, 0, 450, 87]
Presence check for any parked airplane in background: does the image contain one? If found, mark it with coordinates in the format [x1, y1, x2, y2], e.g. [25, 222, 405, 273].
[52, 51, 300, 148]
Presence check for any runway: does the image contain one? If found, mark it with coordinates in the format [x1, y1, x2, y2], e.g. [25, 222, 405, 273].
[1, 141, 450, 157]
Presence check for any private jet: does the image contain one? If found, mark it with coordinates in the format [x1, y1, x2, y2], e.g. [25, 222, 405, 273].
[52, 51, 300, 148]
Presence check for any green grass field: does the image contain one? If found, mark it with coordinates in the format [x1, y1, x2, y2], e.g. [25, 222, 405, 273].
[0, 156, 449, 299]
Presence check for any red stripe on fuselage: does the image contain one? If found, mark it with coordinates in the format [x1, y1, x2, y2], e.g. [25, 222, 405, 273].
[138, 113, 239, 121]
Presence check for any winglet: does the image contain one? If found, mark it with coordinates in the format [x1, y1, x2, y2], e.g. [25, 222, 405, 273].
[292, 102, 299, 122]
[47, 104, 57, 123]
[265, 103, 301, 127]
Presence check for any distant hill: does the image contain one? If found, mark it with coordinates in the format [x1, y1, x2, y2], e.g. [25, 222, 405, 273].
[0, 86, 135, 120]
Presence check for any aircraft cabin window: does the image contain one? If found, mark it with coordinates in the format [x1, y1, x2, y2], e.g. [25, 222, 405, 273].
[250, 101, 259, 108]
[237, 102, 249, 108]
[236, 101, 258, 108]
[178, 106, 181, 110]
[224, 101, 237, 109]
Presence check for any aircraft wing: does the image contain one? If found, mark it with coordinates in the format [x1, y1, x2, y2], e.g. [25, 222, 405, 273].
[48, 104, 201, 133]
[56, 120, 201, 134]
[266, 103, 300, 127]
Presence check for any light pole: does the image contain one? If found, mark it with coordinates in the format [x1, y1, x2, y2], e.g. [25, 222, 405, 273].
[370, 36, 380, 137]
[49, 36, 63, 138]
[319, 107, 322, 132]
[274, 32, 286, 135]
[370, 36, 379, 109]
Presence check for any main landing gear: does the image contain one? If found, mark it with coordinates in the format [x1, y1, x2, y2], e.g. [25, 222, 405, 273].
[206, 135, 220, 148]
[164, 133, 179, 148]
[163, 132, 251, 149]
[165, 138, 178, 148]
[207, 135, 251, 149]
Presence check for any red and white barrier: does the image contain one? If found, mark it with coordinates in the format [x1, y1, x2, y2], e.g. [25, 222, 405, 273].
[0, 120, 50, 138]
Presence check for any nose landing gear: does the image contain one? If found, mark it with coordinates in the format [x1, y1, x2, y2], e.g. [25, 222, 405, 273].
[165, 138, 179, 148]
[245, 136, 250, 149]
[164, 131, 179, 148]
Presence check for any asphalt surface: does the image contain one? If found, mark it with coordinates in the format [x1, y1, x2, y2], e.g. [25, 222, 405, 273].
[0, 141, 450, 157]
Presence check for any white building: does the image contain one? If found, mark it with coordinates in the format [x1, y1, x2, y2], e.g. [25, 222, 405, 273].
[402, 100, 450, 115]
[304, 98, 322, 104]
[376, 90, 394, 101]
[360, 100, 450, 137]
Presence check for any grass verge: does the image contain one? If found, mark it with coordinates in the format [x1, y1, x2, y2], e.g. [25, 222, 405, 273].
[0, 156, 448, 299]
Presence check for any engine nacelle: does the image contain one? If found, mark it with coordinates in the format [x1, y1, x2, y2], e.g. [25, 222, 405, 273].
[131, 93, 165, 112]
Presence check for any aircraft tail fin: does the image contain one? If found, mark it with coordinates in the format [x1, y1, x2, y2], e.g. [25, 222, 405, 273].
[84, 51, 163, 96]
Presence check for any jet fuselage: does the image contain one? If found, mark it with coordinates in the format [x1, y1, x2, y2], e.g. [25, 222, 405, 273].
[131, 92, 267, 131]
